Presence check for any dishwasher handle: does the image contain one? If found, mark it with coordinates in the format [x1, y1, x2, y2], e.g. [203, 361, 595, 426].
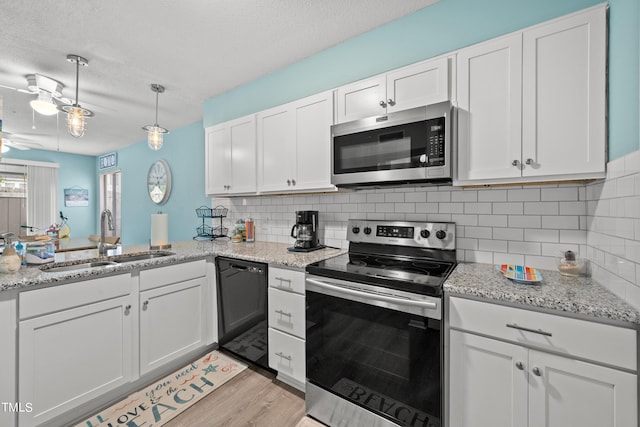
[229, 264, 263, 274]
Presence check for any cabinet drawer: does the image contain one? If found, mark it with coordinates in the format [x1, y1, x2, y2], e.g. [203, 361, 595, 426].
[268, 266, 305, 295]
[449, 297, 637, 371]
[140, 259, 206, 291]
[268, 288, 305, 339]
[19, 273, 131, 320]
[268, 327, 305, 383]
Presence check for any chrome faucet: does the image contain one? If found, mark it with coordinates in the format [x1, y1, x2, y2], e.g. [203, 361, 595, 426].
[99, 209, 115, 255]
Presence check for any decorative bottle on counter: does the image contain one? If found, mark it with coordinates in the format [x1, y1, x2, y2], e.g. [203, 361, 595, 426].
[245, 218, 255, 242]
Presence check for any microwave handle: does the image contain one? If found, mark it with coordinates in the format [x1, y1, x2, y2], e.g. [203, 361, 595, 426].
[306, 278, 437, 310]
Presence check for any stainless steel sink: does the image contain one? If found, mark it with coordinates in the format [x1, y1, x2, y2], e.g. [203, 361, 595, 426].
[39, 251, 174, 273]
[40, 260, 118, 273]
[109, 251, 174, 263]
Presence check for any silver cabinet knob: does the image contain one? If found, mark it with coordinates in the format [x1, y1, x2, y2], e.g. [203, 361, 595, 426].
[379, 100, 387, 108]
[532, 367, 542, 376]
[291, 179, 296, 186]
[286, 179, 291, 186]
[125, 304, 131, 311]
[143, 300, 149, 310]
[387, 98, 395, 106]
[525, 158, 534, 165]
[515, 361, 525, 370]
[512, 160, 520, 167]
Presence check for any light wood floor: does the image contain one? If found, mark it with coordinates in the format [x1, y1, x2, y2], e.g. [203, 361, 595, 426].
[164, 364, 307, 427]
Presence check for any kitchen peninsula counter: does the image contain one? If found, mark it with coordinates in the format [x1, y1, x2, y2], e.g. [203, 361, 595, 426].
[445, 262, 640, 325]
[0, 240, 345, 293]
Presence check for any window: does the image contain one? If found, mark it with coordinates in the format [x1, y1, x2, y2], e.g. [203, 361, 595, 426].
[99, 171, 121, 238]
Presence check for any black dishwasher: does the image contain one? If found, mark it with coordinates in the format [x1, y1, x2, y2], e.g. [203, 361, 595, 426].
[215, 256, 270, 370]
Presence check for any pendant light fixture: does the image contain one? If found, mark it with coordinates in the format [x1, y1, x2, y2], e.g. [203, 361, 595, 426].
[142, 84, 169, 151]
[58, 54, 95, 138]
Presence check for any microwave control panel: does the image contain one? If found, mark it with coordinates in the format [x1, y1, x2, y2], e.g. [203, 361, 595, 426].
[425, 117, 446, 167]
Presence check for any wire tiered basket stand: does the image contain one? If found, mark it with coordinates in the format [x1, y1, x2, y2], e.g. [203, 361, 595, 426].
[194, 205, 229, 240]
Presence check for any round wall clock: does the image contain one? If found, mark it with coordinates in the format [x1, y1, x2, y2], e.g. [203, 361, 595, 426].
[147, 159, 172, 204]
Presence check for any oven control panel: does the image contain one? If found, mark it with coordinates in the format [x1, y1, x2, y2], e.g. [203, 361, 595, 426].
[347, 219, 455, 250]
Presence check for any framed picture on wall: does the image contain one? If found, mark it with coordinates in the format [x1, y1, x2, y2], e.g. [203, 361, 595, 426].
[64, 188, 89, 207]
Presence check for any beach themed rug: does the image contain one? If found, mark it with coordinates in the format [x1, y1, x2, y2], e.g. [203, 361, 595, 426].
[76, 350, 247, 427]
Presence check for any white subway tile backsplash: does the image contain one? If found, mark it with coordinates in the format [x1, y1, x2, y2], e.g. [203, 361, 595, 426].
[524, 202, 559, 215]
[524, 228, 559, 243]
[219, 150, 640, 311]
[478, 189, 507, 202]
[478, 214, 508, 227]
[493, 202, 523, 215]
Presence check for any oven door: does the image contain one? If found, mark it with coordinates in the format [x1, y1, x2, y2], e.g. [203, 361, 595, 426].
[306, 275, 442, 427]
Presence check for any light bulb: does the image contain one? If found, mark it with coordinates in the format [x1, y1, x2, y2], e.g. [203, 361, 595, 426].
[67, 106, 86, 138]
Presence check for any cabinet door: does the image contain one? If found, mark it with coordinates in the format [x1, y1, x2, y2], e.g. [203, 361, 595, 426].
[528, 350, 637, 427]
[449, 330, 528, 427]
[205, 124, 231, 195]
[457, 33, 523, 182]
[257, 105, 295, 193]
[19, 296, 133, 427]
[229, 115, 257, 194]
[293, 91, 335, 192]
[386, 57, 449, 113]
[268, 327, 305, 385]
[522, 6, 606, 178]
[336, 75, 386, 123]
[139, 278, 205, 376]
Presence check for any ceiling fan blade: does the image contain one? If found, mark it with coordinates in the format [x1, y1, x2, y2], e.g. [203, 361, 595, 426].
[0, 83, 35, 94]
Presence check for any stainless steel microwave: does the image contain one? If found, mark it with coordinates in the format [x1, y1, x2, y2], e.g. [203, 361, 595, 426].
[331, 101, 453, 188]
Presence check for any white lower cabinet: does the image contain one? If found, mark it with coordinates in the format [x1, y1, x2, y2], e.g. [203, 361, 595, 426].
[448, 297, 638, 427]
[139, 259, 208, 375]
[267, 266, 306, 390]
[139, 277, 206, 375]
[18, 274, 134, 427]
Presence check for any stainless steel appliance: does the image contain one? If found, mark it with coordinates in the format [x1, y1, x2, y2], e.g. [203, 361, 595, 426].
[216, 257, 271, 371]
[305, 219, 456, 427]
[289, 210, 323, 252]
[331, 101, 453, 188]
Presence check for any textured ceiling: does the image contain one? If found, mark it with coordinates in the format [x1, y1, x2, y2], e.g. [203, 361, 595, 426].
[0, 0, 438, 156]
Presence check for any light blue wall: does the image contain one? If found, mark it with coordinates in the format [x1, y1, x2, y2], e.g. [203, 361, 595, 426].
[203, 0, 640, 160]
[3, 149, 97, 236]
[114, 121, 208, 246]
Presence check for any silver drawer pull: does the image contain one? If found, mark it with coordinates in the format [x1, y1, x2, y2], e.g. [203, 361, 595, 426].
[276, 352, 292, 361]
[506, 323, 553, 337]
[275, 277, 291, 283]
[275, 309, 292, 317]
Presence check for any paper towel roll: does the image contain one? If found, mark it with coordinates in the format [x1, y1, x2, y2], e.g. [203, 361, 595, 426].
[151, 213, 169, 248]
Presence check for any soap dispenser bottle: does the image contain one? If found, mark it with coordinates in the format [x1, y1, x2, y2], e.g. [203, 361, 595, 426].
[0, 235, 22, 274]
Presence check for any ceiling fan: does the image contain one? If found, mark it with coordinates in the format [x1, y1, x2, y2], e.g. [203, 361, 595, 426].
[0, 131, 42, 151]
[0, 74, 73, 116]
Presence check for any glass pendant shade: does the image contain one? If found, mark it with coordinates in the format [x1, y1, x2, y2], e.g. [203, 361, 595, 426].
[30, 92, 58, 116]
[67, 106, 87, 138]
[147, 126, 165, 150]
[143, 84, 169, 151]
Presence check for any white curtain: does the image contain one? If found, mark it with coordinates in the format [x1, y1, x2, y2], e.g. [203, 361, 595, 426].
[27, 165, 58, 233]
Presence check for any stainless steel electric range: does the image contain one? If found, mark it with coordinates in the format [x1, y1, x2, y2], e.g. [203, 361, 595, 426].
[305, 219, 456, 427]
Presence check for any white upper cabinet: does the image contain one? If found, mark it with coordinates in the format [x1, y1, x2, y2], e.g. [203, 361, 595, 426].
[455, 5, 607, 185]
[457, 33, 523, 182]
[336, 56, 450, 123]
[257, 90, 335, 194]
[521, 7, 606, 178]
[205, 114, 257, 196]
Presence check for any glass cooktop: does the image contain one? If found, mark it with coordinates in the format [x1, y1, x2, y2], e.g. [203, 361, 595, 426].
[306, 251, 456, 297]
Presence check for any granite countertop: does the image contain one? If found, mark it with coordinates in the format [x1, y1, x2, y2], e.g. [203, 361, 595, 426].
[445, 262, 640, 325]
[0, 240, 345, 293]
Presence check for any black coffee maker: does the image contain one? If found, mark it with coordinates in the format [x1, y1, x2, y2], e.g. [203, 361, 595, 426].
[288, 210, 323, 252]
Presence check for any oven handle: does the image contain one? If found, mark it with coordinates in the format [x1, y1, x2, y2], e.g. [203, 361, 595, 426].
[306, 278, 438, 310]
